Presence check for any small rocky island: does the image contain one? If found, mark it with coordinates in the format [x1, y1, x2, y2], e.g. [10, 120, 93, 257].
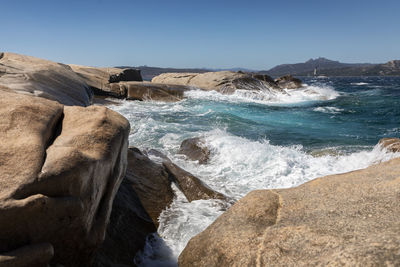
[0, 52, 399, 266]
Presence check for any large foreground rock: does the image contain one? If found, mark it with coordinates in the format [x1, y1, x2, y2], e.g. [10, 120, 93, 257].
[0, 89, 130, 266]
[179, 158, 400, 266]
[69, 64, 142, 98]
[0, 52, 92, 106]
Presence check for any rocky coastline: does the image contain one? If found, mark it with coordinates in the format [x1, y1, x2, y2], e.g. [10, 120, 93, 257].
[0, 52, 399, 266]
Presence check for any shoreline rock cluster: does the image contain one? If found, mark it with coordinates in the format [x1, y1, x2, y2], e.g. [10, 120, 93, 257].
[68, 60, 303, 102]
[1, 52, 399, 266]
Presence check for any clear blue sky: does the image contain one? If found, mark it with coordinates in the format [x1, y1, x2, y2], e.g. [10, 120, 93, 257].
[1, 0, 399, 69]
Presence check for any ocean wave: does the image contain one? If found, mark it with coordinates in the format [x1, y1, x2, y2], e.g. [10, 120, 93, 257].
[185, 84, 340, 105]
[137, 129, 400, 265]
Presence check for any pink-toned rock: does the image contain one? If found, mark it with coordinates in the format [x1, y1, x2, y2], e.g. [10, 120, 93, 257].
[0, 89, 130, 266]
[0, 52, 92, 106]
[179, 157, 400, 266]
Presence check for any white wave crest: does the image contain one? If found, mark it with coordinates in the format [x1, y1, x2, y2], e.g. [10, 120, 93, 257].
[313, 106, 344, 114]
[351, 82, 369, 85]
[185, 84, 340, 105]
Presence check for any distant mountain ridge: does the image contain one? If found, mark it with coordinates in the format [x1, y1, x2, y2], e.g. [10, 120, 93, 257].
[260, 57, 372, 76]
[260, 57, 400, 77]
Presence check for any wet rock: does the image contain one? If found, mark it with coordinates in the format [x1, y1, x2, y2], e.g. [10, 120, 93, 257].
[163, 161, 227, 202]
[178, 137, 210, 164]
[145, 149, 227, 202]
[0, 52, 92, 106]
[379, 137, 400, 153]
[125, 147, 175, 227]
[179, 157, 400, 266]
[0, 89, 130, 266]
[274, 74, 303, 89]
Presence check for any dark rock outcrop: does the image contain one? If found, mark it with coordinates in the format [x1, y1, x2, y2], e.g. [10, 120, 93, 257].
[109, 69, 143, 83]
[178, 137, 210, 164]
[0, 52, 92, 106]
[179, 157, 400, 266]
[379, 137, 400, 153]
[0, 89, 130, 266]
[163, 161, 226, 202]
[125, 148, 175, 227]
[274, 74, 303, 89]
[92, 179, 156, 267]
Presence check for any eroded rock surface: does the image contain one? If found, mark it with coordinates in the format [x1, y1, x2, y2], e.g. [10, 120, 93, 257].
[0, 89, 130, 266]
[0, 52, 92, 106]
[152, 71, 289, 93]
[379, 137, 400, 153]
[69, 64, 142, 98]
[274, 74, 303, 89]
[179, 158, 400, 266]
[124, 81, 189, 102]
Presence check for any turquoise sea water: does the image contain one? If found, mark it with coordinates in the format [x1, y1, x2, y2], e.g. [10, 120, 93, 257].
[110, 76, 400, 266]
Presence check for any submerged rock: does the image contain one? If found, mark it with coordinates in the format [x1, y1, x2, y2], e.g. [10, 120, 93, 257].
[379, 137, 400, 153]
[0, 52, 92, 106]
[178, 137, 210, 164]
[274, 74, 303, 89]
[0, 89, 130, 266]
[179, 157, 400, 266]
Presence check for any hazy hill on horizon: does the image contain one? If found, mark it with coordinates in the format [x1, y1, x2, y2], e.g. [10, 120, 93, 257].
[118, 58, 400, 80]
[261, 57, 372, 76]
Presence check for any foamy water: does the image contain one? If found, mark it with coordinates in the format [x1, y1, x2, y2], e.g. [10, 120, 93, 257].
[134, 131, 399, 266]
[109, 77, 400, 266]
[185, 83, 340, 105]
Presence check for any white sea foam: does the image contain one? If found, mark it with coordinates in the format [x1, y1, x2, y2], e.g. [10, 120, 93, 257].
[313, 106, 344, 114]
[136, 129, 400, 266]
[351, 82, 369, 85]
[185, 84, 340, 105]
